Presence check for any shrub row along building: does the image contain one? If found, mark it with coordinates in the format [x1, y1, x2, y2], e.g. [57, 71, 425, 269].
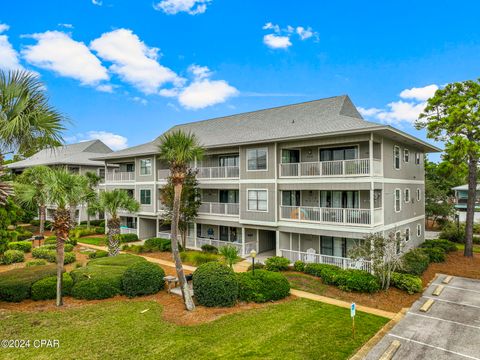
[8, 95, 440, 269]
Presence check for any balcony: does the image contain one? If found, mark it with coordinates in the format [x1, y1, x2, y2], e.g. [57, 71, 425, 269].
[280, 249, 372, 272]
[120, 227, 137, 235]
[198, 202, 240, 216]
[280, 206, 383, 226]
[105, 171, 135, 182]
[279, 159, 382, 178]
[196, 166, 239, 179]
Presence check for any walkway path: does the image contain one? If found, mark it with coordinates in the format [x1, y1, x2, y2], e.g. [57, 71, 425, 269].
[78, 241, 396, 319]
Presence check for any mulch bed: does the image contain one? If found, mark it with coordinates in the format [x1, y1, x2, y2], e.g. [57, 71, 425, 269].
[421, 250, 480, 283]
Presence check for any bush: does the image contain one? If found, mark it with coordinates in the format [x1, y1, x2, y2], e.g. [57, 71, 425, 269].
[66, 237, 77, 246]
[31, 273, 73, 300]
[95, 227, 105, 235]
[420, 239, 457, 253]
[25, 259, 47, 267]
[70, 227, 97, 239]
[264, 256, 290, 272]
[43, 236, 56, 245]
[40, 244, 74, 252]
[143, 238, 171, 252]
[247, 263, 265, 271]
[16, 231, 33, 241]
[7, 241, 32, 253]
[2, 250, 25, 264]
[181, 251, 218, 266]
[400, 248, 430, 276]
[32, 248, 76, 264]
[304, 263, 344, 285]
[237, 270, 290, 302]
[439, 223, 465, 243]
[119, 234, 139, 243]
[88, 250, 109, 259]
[422, 247, 446, 263]
[122, 262, 165, 298]
[293, 260, 305, 272]
[201, 244, 218, 254]
[80, 220, 104, 226]
[0, 265, 56, 302]
[193, 262, 238, 307]
[122, 244, 145, 254]
[71, 278, 121, 300]
[336, 269, 380, 293]
[391, 272, 422, 294]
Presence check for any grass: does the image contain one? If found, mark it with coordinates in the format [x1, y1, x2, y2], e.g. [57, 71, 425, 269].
[76, 236, 106, 246]
[0, 299, 387, 360]
[285, 271, 328, 295]
[456, 243, 480, 253]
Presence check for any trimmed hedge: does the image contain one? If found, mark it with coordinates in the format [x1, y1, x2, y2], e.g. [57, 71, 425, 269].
[420, 239, 457, 253]
[31, 273, 74, 300]
[264, 256, 290, 272]
[336, 269, 380, 293]
[32, 248, 76, 264]
[304, 263, 344, 285]
[119, 234, 139, 243]
[0, 265, 56, 302]
[201, 244, 218, 254]
[237, 270, 290, 302]
[143, 237, 171, 252]
[25, 259, 47, 267]
[293, 260, 305, 272]
[439, 223, 465, 243]
[400, 249, 430, 276]
[422, 247, 446, 263]
[193, 262, 238, 307]
[71, 278, 121, 300]
[40, 244, 74, 252]
[17, 231, 33, 241]
[247, 263, 265, 271]
[7, 241, 32, 253]
[2, 250, 25, 264]
[88, 250, 108, 259]
[390, 272, 422, 294]
[122, 262, 165, 297]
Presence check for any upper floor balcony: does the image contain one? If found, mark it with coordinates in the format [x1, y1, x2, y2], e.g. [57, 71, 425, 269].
[198, 202, 240, 216]
[279, 158, 382, 178]
[196, 166, 239, 179]
[105, 171, 135, 182]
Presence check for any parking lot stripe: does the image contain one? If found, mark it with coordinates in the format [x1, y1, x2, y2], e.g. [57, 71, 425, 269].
[423, 296, 480, 310]
[388, 334, 480, 360]
[407, 312, 480, 331]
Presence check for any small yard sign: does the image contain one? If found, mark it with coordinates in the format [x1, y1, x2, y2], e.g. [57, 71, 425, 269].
[351, 303, 356, 339]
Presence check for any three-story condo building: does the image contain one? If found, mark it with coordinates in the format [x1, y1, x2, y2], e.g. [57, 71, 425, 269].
[93, 96, 440, 269]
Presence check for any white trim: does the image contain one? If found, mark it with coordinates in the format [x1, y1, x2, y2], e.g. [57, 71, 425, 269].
[382, 215, 425, 231]
[239, 219, 277, 226]
[139, 157, 153, 176]
[246, 147, 268, 172]
[393, 145, 401, 170]
[277, 177, 425, 185]
[246, 188, 268, 212]
[394, 188, 402, 212]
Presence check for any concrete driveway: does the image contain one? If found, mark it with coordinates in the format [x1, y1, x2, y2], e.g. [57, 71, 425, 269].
[365, 274, 480, 360]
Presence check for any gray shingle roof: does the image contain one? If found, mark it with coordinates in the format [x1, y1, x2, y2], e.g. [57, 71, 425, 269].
[7, 140, 113, 169]
[452, 184, 480, 191]
[93, 95, 440, 160]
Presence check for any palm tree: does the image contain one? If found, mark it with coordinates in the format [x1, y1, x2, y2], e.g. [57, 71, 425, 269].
[84, 171, 102, 228]
[0, 70, 65, 206]
[66, 175, 89, 227]
[158, 130, 204, 311]
[45, 169, 84, 306]
[95, 189, 139, 256]
[15, 165, 52, 235]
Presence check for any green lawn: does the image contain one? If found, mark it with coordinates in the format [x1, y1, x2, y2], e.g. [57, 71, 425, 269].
[285, 271, 328, 295]
[0, 299, 387, 360]
[76, 236, 106, 246]
[456, 243, 480, 253]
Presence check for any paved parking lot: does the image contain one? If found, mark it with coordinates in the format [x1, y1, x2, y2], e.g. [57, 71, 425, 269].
[365, 274, 480, 360]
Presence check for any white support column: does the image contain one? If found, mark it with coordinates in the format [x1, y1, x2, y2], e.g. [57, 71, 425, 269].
[275, 230, 281, 256]
[256, 229, 260, 253]
[369, 132, 374, 225]
[369, 133, 374, 176]
[274, 142, 278, 223]
[241, 227, 245, 256]
[155, 218, 159, 238]
[136, 216, 140, 238]
[194, 222, 198, 250]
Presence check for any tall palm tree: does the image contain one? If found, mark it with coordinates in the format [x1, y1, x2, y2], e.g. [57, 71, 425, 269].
[84, 171, 102, 228]
[66, 174, 88, 227]
[15, 165, 52, 235]
[95, 189, 139, 256]
[45, 169, 84, 306]
[0, 70, 65, 206]
[158, 130, 204, 311]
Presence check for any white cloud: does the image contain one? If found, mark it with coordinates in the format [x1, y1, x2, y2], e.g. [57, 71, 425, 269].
[92, 0, 102, 6]
[263, 34, 292, 49]
[296, 26, 316, 40]
[68, 131, 128, 150]
[132, 96, 148, 105]
[358, 107, 381, 117]
[399, 84, 438, 101]
[154, 0, 211, 15]
[90, 28, 183, 94]
[96, 84, 114, 92]
[0, 23, 23, 70]
[188, 64, 211, 80]
[58, 23, 74, 29]
[263, 22, 280, 33]
[22, 31, 109, 86]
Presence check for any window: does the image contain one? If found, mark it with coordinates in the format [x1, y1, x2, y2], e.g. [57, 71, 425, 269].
[405, 228, 410, 242]
[395, 231, 401, 254]
[247, 148, 267, 170]
[140, 189, 151, 205]
[394, 189, 401, 212]
[282, 190, 300, 206]
[140, 159, 152, 175]
[281, 149, 300, 164]
[417, 224, 422, 237]
[404, 149, 410, 162]
[321, 236, 334, 256]
[404, 188, 411, 203]
[126, 163, 134, 172]
[394, 146, 401, 170]
[415, 152, 421, 165]
[219, 155, 239, 167]
[416, 188, 421, 201]
[98, 168, 105, 181]
[320, 146, 357, 161]
[247, 190, 268, 211]
[219, 190, 239, 204]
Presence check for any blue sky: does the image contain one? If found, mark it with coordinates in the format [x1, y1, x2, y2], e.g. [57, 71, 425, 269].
[1, 1, 480, 158]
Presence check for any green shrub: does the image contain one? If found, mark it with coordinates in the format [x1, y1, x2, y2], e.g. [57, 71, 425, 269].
[400, 249, 430, 276]
[32, 248, 76, 264]
[422, 247, 446, 263]
[43, 237, 56, 245]
[80, 220, 104, 226]
[40, 243, 74, 252]
[191, 252, 218, 266]
[247, 263, 265, 271]
[2, 250, 25, 264]
[16, 231, 33, 241]
[95, 227, 105, 235]
[304, 263, 344, 285]
[293, 260, 305, 272]
[0, 265, 56, 302]
[390, 272, 422, 294]
[144, 237, 171, 252]
[71, 278, 121, 300]
[25, 259, 48, 267]
[119, 234, 139, 243]
[7, 241, 32, 253]
[7, 230, 18, 241]
[219, 245, 239, 268]
[86, 254, 146, 268]
[439, 223, 465, 243]
[122, 262, 165, 298]
[264, 256, 290, 272]
[237, 270, 290, 302]
[420, 239, 457, 253]
[193, 262, 238, 307]
[336, 269, 380, 293]
[70, 227, 97, 239]
[88, 250, 109, 259]
[31, 273, 73, 300]
[123, 244, 145, 254]
[473, 236, 480, 244]
[201, 244, 218, 254]
[66, 237, 77, 246]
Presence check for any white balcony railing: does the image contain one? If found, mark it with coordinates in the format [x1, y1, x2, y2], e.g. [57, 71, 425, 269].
[280, 249, 372, 273]
[279, 159, 382, 177]
[196, 166, 239, 179]
[198, 202, 240, 216]
[280, 206, 382, 226]
[120, 227, 137, 235]
[105, 171, 135, 182]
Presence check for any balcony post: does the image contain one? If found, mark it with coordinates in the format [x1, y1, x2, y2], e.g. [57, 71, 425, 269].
[241, 227, 246, 256]
[370, 133, 374, 224]
[194, 223, 197, 249]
